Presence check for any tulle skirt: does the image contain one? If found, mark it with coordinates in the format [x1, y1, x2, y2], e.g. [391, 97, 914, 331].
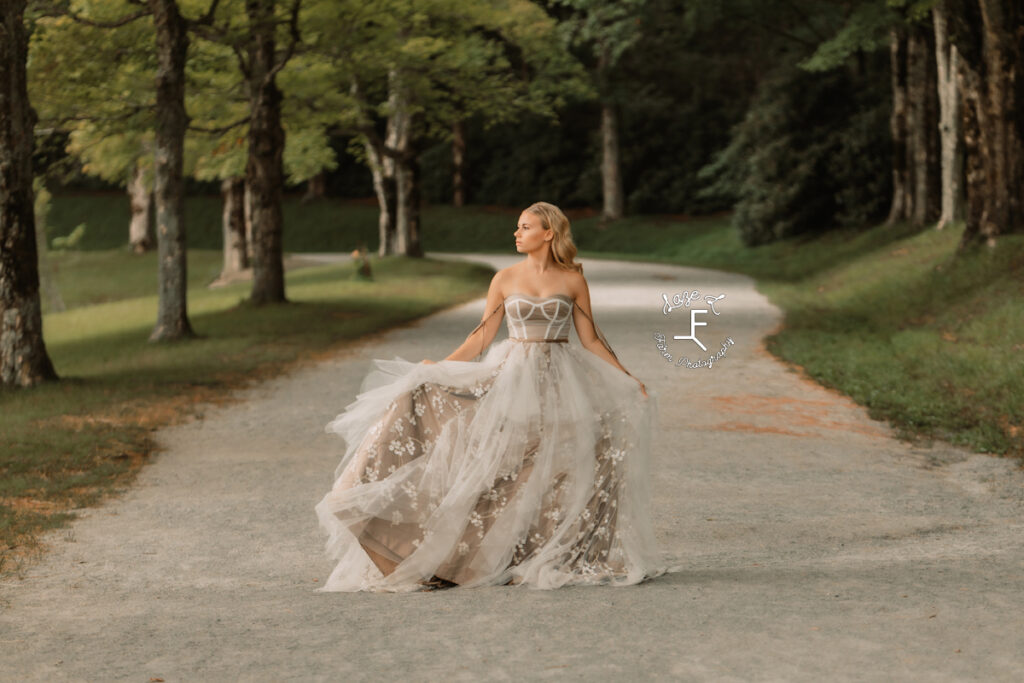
[314, 337, 667, 592]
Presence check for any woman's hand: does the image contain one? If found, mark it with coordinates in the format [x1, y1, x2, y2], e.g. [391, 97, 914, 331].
[420, 359, 436, 365]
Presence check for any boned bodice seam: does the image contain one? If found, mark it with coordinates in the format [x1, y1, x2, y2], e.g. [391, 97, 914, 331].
[503, 293, 573, 341]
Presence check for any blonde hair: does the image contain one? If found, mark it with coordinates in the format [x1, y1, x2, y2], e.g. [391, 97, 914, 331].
[524, 201, 583, 274]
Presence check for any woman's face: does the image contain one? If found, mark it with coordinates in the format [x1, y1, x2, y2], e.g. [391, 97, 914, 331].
[514, 211, 550, 253]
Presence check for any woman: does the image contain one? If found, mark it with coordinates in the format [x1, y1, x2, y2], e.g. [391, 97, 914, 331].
[314, 201, 667, 592]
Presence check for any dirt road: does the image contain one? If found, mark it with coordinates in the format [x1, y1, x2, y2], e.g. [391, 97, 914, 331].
[2, 254, 1021, 681]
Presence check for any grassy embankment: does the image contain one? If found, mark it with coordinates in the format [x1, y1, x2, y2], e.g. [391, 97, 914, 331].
[3, 193, 1021, 576]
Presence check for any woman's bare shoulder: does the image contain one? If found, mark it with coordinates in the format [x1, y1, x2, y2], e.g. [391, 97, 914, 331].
[565, 269, 587, 300]
[491, 265, 517, 293]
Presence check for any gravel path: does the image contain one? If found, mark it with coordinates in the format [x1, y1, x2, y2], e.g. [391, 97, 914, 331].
[2, 253, 1022, 681]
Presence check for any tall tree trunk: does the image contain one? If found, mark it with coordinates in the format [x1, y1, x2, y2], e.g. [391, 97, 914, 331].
[452, 117, 466, 207]
[301, 171, 325, 204]
[597, 43, 623, 222]
[350, 77, 397, 257]
[398, 121, 424, 258]
[0, 1, 58, 386]
[395, 150, 412, 256]
[128, 157, 155, 253]
[408, 152, 424, 257]
[149, 0, 194, 341]
[600, 101, 624, 221]
[907, 21, 941, 227]
[948, 0, 1024, 248]
[243, 179, 254, 260]
[922, 21, 943, 225]
[389, 70, 418, 256]
[220, 177, 248, 276]
[363, 134, 396, 257]
[246, 0, 287, 304]
[934, 7, 965, 230]
[887, 26, 910, 225]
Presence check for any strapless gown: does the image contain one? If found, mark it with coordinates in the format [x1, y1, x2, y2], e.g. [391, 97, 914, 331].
[314, 292, 667, 592]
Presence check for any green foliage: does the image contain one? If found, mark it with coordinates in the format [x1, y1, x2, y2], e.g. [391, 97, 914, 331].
[552, 0, 649, 68]
[28, 8, 158, 189]
[28, 0, 346, 196]
[799, 1, 899, 72]
[52, 224, 88, 250]
[33, 178, 53, 241]
[303, 0, 591, 142]
[420, 104, 601, 208]
[696, 58, 891, 246]
[422, 0, 753, 214]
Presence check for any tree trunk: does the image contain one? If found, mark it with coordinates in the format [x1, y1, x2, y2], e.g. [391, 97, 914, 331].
[0, 0, 58, 386]
[301, 171, 325, 204]
[887, 26, 910, 225]
[452, 117, 466, 207]
[922, 22, 943, 225]
[220, 177, 248, 276]
[906, 21, 941, 227]
[363, 134, 396, 257]
[388, 70, 419, 256]
[600, 101, 624, 221]
[149, 0, 194, 341]
[948, 0, 1024, 248]
[398, 120, 424, 258]
[246, 0, 287, 304]
[408, 152, 424, 257]
[243, 178, 254, 260]
[934, 7, 965, 230]
[128, 157, 155, 253]
[395, 150, 412, 256]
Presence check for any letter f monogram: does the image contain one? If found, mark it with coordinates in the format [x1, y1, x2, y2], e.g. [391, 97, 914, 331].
[673, 309, 708, 351]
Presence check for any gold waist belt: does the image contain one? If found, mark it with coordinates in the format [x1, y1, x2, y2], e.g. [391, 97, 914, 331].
[509, 338, 568, 343]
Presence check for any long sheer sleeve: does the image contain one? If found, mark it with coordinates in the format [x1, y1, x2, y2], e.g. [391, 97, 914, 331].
[465, 300, 504, 359]
[572, 299, 638, 381]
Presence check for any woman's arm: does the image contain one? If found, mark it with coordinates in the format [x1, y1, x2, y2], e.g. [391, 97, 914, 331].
[571, 274, 648, 397]
[427, 272, 506, 363]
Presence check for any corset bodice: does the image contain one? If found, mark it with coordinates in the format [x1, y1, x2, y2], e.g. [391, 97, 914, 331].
[504, 293, 573, 341]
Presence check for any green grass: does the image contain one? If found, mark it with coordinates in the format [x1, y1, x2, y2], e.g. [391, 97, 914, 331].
[755, 223, 1024, 458]
[1, 252, 492, 575]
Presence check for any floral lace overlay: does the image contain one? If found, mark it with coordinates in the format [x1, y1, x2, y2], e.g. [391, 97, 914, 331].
[315, 293, 665, 592]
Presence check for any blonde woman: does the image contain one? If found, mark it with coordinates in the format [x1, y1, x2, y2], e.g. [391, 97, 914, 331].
[315, 201, 666, 592]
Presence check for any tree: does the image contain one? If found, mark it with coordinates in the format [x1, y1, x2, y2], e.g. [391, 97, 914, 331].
[695, 0, 893, 245]
[933, 5, 964, 230]
[241, 0, 300, 303]
[306, 0, 588, 256]
[148, 0, 197, 338]
[0, 0, 58, 387]
[906, 14, 941, 226]
[945, 0, 1024, 248]
[550, 0, 648, 222]
[792, 1, 942, 229]
[189, 0, 302, 303]
[31, 0, 219, 341]
[28, 11, 159, 253]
